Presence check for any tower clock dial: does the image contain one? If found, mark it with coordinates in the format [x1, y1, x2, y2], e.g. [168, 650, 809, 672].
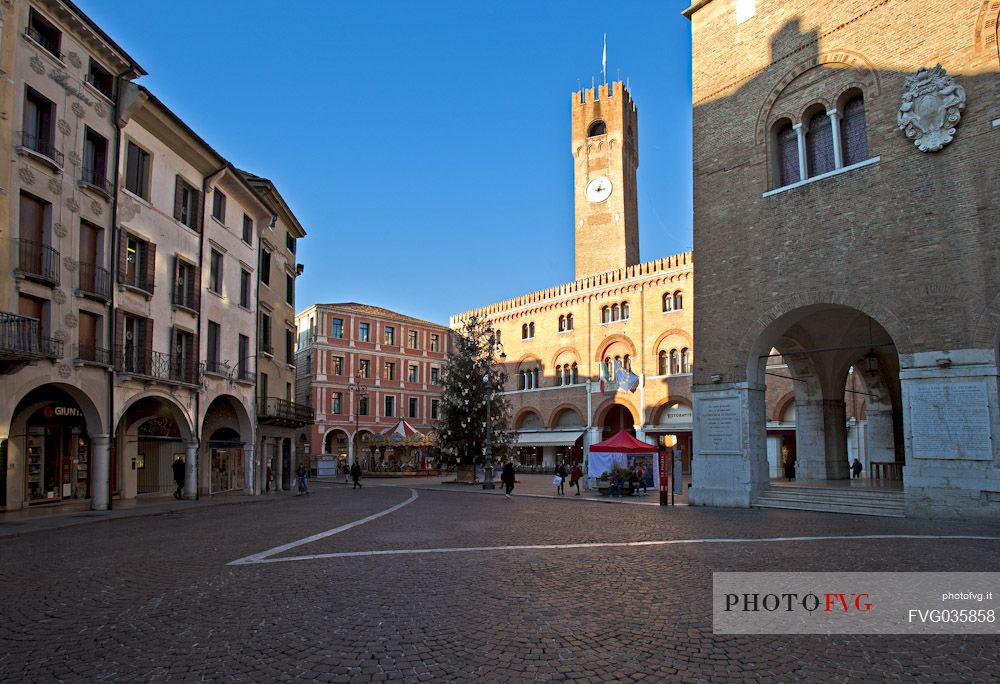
[585, 176, 613, 203]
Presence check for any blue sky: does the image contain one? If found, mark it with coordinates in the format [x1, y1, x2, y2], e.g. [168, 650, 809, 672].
[85, 1, 693, 325]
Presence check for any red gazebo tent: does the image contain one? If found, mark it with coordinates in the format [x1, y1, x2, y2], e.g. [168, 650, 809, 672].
[587, 430, 658, 484]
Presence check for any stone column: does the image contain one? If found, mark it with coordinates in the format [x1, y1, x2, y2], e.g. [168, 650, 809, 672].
[274, 438, 285, 491]
[794, 400, 831, 481]
[184, 441, 198, 500]
[865, 409, 896, 464]
[793, 123, 808, 182]
[822, 399, 850, 480]
[689, 383, 767, 507]
[90, 434, 110, 511]
[243, 441, 256, 494]
[827, 108, 843, 169]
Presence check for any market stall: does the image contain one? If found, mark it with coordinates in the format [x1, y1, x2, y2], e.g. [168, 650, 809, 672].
[587, 430, 658, 492]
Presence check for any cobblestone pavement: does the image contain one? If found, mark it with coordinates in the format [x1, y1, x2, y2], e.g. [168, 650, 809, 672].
[1, 479, 999, 683]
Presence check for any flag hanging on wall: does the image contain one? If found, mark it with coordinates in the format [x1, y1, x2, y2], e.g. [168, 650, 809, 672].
[613, 360, 639, 393]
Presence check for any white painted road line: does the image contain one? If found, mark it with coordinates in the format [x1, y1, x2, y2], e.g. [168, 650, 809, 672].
[229, 488, 419, 565]
[233, 534, 1000, 566]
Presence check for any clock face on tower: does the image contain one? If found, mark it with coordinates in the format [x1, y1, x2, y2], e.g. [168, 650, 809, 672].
[585, 176, 613, 203]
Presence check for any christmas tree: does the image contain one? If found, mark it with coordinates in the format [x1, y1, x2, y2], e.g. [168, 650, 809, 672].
[434, 316, 514, 469]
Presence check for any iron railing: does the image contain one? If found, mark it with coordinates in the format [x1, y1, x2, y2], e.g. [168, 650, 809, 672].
[0, 312, 61, 359]
[16, 239, 60, 285]
[78, 262, 111, 300]
[84, 72, 114, 99]
[237, 366, 255, 383]
[258, 397, 314, 425]
[259, 342, 274, 357]
[203, 359, 227, 376]
[24, 26, 62, 60]
[77, 343, 111, 366]
[18, 130, 64, 166]
[80, 167, 113, 196]
[117, 346, 199, 385]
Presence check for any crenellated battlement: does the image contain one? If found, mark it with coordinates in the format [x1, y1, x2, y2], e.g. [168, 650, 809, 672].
[451, 250, 692, 326]
[572, 81, 636, 113]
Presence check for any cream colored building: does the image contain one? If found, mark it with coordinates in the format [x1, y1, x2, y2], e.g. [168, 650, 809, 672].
[242, 171, 310, 492]
[0, 0, 143, 510]
[114, 84, 272, 501]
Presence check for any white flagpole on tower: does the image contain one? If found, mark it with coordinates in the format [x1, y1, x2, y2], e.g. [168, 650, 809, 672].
[602, 33, 607, 86]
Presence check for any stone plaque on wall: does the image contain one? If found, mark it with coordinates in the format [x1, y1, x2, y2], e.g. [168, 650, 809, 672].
[909, 381, 992, 460]
[698, 397, 742, 454]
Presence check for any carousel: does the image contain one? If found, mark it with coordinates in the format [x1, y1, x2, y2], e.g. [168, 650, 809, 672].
[363, 419, 440, 476]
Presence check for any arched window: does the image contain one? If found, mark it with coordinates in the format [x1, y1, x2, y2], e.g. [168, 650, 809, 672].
[670, 349, 680, 375]
[528, 322, 535, 338]
[555, 364, 562, 386]
[681, 348, 691, 374]
[611, 303, 620, 321]
[519, 371, 526, 390]
[604, 357, 612, 379]
[588, 120, 607, 137]
[602, 306, 610, 324]
[806, 110, 835, 178]
[662, 293, 673, 312]
[566, 313, 573, 330]
[558, 315, 566, 332]
[521, 323, 528, 339]
[674, 290, 683, 310]
[570, 362, 578, 384]
[623, 354, 631, 372]
[841, 95, 868, 166]
[532, 368, 539, 389]
[775, 120, 800, 188]
[658, 350, 668, 375]
[622, 302, 630, 319]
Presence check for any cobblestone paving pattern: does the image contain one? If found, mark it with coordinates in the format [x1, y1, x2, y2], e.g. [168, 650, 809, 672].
[1, 482, 999, 682]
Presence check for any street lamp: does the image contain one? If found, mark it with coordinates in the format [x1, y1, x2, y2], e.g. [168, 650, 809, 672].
[348, 372, 368, 470]
[481, 324, 506, 489]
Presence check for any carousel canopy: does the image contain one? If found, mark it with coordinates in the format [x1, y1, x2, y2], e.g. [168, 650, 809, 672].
[589, 430, 658, 453]
[370, 418, 436, 446]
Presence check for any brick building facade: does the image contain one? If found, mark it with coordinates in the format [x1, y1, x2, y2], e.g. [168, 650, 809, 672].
[685, 0, 1000, 517]
[295, 303, 450, 473]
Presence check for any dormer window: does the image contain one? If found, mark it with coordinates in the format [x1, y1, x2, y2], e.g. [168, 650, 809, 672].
[587, 120, 607, 137]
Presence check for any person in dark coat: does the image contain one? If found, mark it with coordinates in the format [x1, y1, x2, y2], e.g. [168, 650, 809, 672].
[171, 456, 185, 499]
[851, 457, 863, 479]
[500, 460, 516, 499]
[351, 461, 363, 489]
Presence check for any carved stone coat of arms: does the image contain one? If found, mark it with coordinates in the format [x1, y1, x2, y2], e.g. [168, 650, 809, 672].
[897, 65, 966, 152]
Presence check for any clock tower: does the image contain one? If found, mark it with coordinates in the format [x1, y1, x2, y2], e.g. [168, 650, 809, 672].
[572, 81, 639, 280]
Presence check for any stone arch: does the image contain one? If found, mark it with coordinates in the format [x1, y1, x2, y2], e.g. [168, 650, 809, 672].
[550, 346, 581, 367]
[740, 291, 912, 383]
[650, 397, 692, 424]
[594, 334, 637, 362]
[202, 394, 254, 441]
[755, 50, 882, 145]
[6, 380, 106, 438]
[798, 98, 833, 124]
[115, 391, 195, 442]
[513, 408, 544, 430]
[323, 427, 349, 453]
[548, 404, 584, 429]
[514, 353, 542, 368]
[593, 397, 640, 426]
[772, 391, 797, 422]
[651, 328, 693, 353]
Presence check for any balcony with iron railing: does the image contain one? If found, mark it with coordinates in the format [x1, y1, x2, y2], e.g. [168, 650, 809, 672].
[203, 359, 227, 377]
[79, 167, 113, 197]
[24, 26, 62, 60]
[259, 342, 274, 357]
[17, 130, 64, 168]
[236, 364, 255, 384]
[76, 343, 111, 367]
[116, 346, 200, 386]
[0, 312, 61, 362]
[258, 397, 314, 427]
[77, 262, 111, 301]
[16, 239, 60, 285]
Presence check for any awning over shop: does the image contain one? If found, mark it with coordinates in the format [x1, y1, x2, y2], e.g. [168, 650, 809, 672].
[515, 430, 584, 447]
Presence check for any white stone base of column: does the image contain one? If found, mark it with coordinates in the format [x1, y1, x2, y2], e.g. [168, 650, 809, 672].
[901, 350, 1000, 519]
[688, 383, 767, 508]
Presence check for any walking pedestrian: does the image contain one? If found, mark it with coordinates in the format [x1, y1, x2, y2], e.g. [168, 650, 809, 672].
[501, 460, 516, 499]
[635, 464, 648, 496]
[851, 457, 863, 479]
[171, 455, 185, 500]
[351, 461, 363, 489]
[569, 463, 582, 495]
[296, 463, 310, 495]
[554, 461, 567, 495]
